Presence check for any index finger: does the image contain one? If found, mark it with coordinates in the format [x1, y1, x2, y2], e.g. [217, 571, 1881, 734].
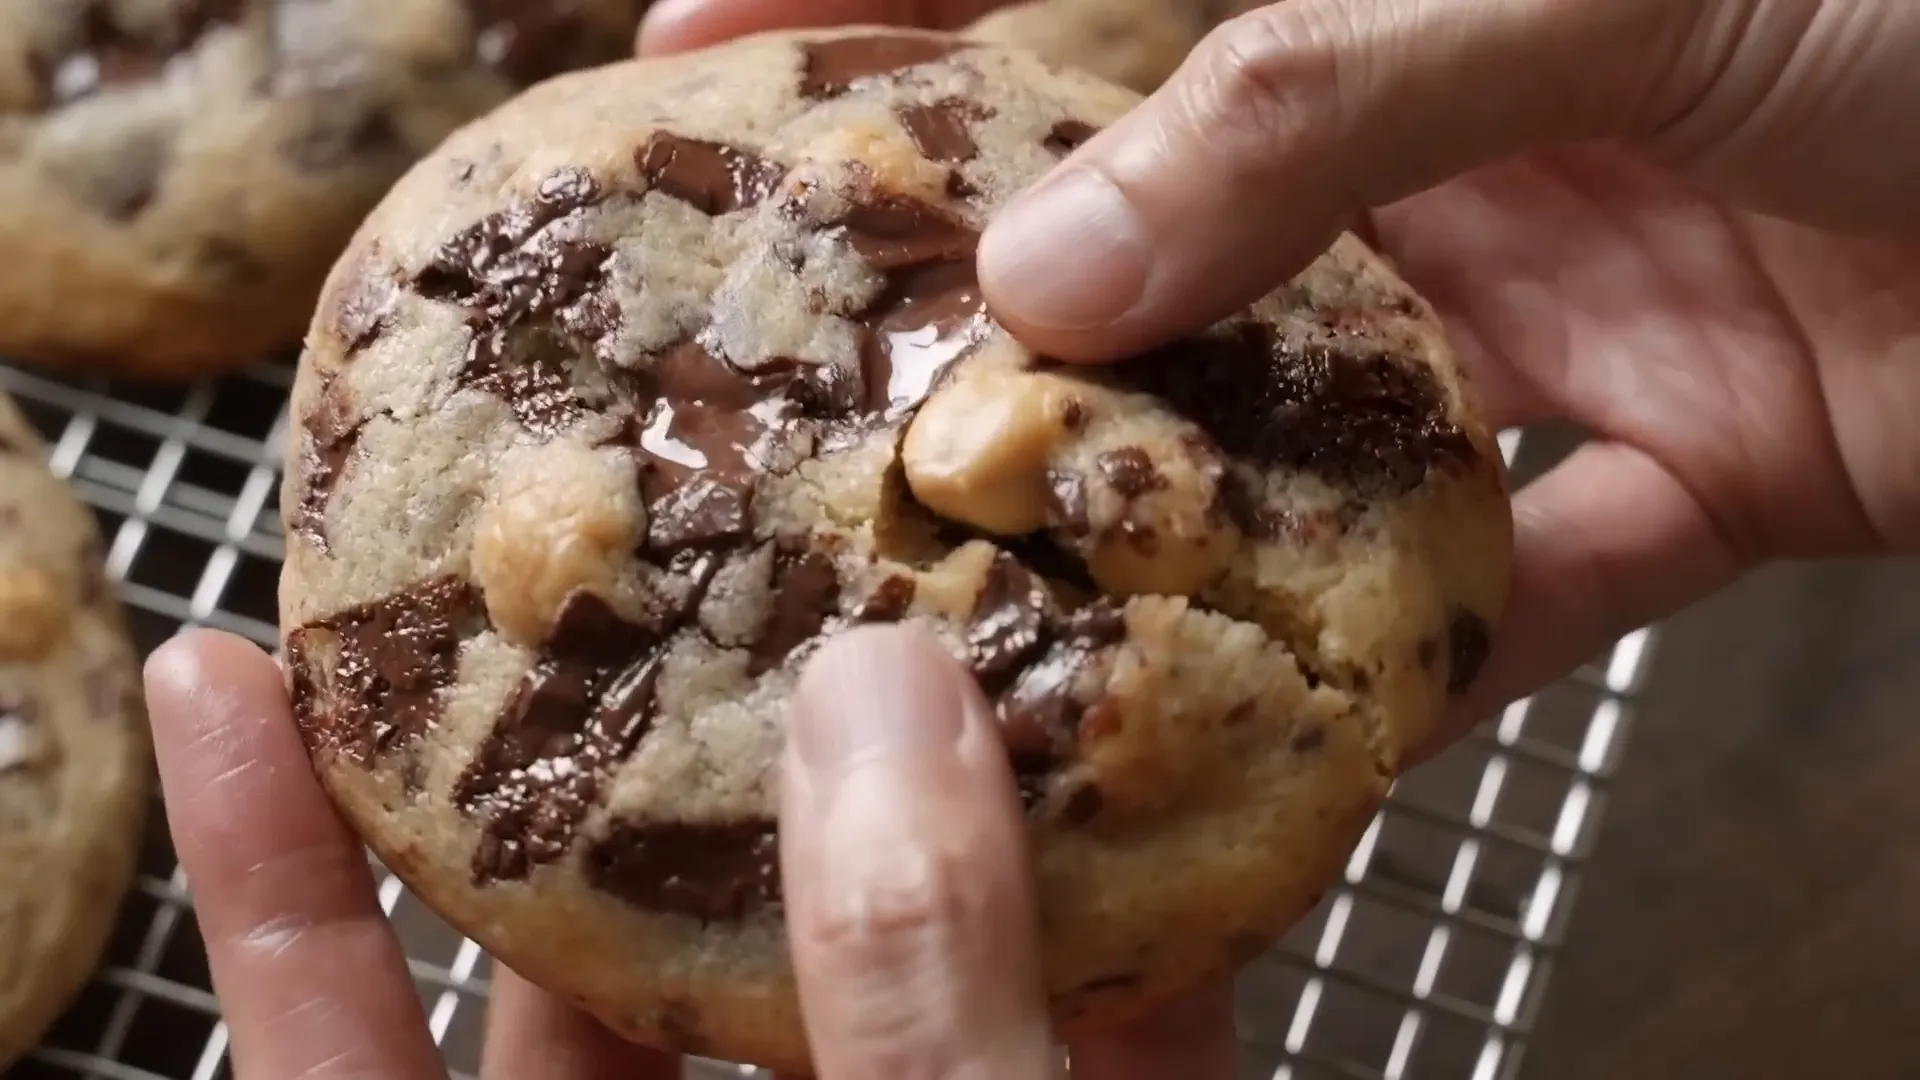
[638, 0, 1012, 56]
[143, 630, 444, 1080]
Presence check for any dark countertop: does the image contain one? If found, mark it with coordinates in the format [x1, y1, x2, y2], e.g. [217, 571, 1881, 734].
[1523, 556, 1920, 1078]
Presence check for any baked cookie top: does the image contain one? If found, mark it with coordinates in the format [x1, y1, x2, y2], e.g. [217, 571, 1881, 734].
[0, 0, 648, 376]
[0, 391, 149, 1069]
[279, 26, 1511, 1072]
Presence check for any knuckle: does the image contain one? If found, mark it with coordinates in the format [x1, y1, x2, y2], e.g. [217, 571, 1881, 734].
[797, 844, 983, 959]
[1180, 5, 1353, 160]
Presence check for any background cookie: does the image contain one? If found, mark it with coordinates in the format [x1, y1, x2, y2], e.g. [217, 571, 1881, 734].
[0, 391, 150, 1068]
[968, 0, 1255, 93]
[0, 0, 649, 379]
[279, 27, 1511, 1073]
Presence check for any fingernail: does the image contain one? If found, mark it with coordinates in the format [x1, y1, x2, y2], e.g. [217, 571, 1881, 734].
[980, 166, 1149, 331]
[791, 625, 968, 776]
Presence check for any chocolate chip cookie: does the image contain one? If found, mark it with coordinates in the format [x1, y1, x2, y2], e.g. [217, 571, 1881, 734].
[969, 0, 1252, 93]
[0, 0, 649, 378]
[0, 392, 149, 1069]
[279, 27, 1512, 1072]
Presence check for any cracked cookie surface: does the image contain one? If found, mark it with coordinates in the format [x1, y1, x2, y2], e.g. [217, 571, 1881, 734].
[278, 26, 1512, 1072]
[0, 392, 149, 1069]
[0, 0, 648, 377]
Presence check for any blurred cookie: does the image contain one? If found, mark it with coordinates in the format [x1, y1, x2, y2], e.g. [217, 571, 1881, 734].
[0, 0, 648, 378]
[279, 27, 1511, 1073]
[0, 391, 149, 1068]
[968, 0, 1247, 92]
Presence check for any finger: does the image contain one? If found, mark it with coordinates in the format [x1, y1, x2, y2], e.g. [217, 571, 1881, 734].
[781, 624, 1057, 1079]
[978, 0, 1704, 360]
[144, 630, 443, 1079]
[1414, 438, 1753, 762]
[482, 966, 681, 1080]
[639, 0, 1010, 56]
[1066, 983, 1237, 1080]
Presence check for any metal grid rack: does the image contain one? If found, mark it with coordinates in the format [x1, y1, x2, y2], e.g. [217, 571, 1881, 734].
[2, 354, 1655, 1080]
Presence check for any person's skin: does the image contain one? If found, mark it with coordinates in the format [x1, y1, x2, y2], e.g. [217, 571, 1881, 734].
[142, 0, 1918, 1076]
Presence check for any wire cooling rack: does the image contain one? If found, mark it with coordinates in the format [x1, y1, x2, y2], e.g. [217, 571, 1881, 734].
[1, 354, 1654, 1080]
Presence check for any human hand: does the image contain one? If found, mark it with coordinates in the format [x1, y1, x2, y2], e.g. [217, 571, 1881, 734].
[640, 0, 1920, 759]
[144, 625, 1233, 1078]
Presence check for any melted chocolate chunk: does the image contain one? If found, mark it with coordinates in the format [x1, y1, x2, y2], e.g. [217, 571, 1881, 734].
[1107, 323, 1475, 496]
[798, 35, 959, 99]
[463, 0, 623, 87]
[414, 169, 611, 437]
[293, 377, 367, 552]
[853, 575, 916, 623]
[1446, 608, 1491, 694]
[823, 189, 988, 414]
[994, 604, 1125, 774]
[586, 819, 782, 922]
[637, 133, 785, 216]
[628, 340, 801, 502]
[457, 593, 666, 883]
[35, 0, 245, 106]
[646, 477, 753, 554]
[896, 98, 992, 164]
[1097, 447, 1166, 499]
[1045, 469, 1090, 537]
[750, 552, 840, 674]
[1043, 119, 1098, 156]
[281, 107, 407, 171]
[285, 576, 486, 765]
[967, 554, 1053, 693]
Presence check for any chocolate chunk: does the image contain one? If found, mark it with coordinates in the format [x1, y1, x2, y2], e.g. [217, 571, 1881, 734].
[463, 0, 626, 87]
[586, 819, 782, 921]
[281, 107, 407, 172]
[293, 377, 368, 553]
[193, 236, 264, 284]
[457, 593, 666, 883]
[76, 133, 169, 221]
[1446, 608, 1491, 694]
[329, 251, 401, 354]
[646, 477, 752, 554]
[896, 98, 992, 164]
[637, 133, 785, 216]
[36, 0, 245, 105]
[820, 188, 987, 414]
[853, 575, 916, 623]
[0, 696, 37, 776]
[1290, 726, 1327, 754]
[1045, 469, 1090, 537]
[967, 554, 1053, 693]
[285, 576, 487, 766]
[799, 35, 959, 99]
[1096, 447, 1166, 499]
[994, 604, 1125, 772]
[414, 169, 612, 438]
[750, 552, 840, 674]
[626, 340, 802, 502]
[1106, 323, 1475, 496]
[1043, 119, 1098, 156]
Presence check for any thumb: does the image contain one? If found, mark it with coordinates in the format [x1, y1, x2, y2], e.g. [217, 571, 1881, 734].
[780, 624, 1058, 1079]
[978, 0, 1711, 360]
